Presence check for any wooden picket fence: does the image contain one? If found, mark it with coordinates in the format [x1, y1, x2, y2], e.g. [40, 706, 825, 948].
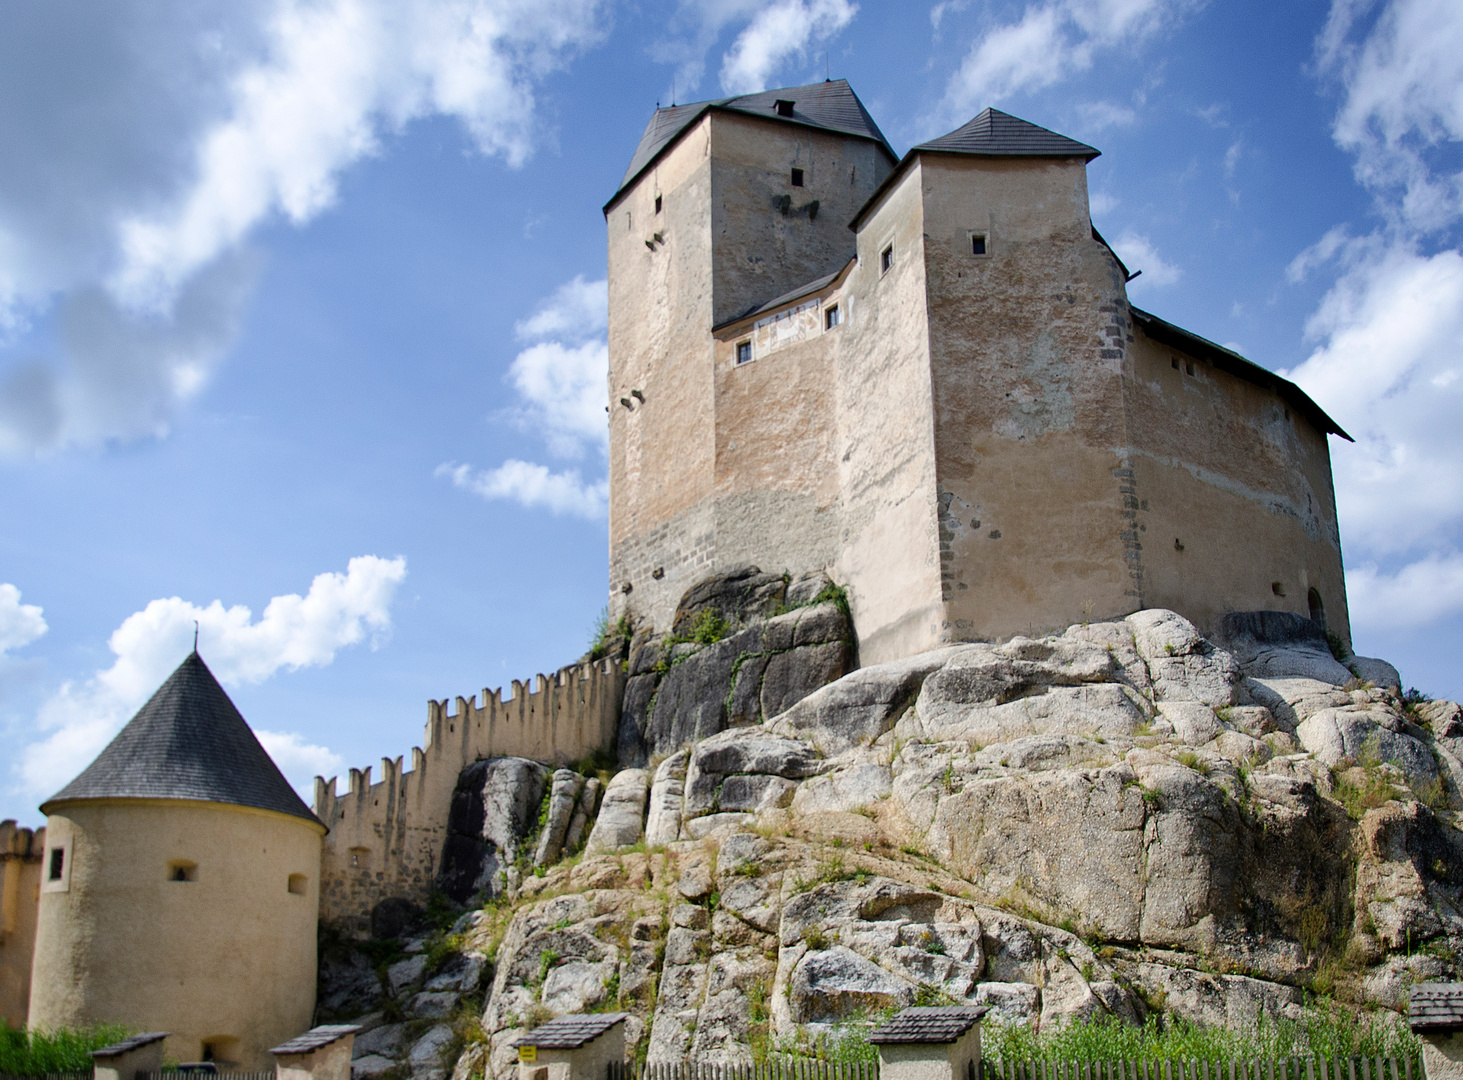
[141, 1072, 275, 1080]
[608, 1062, 879, 1080]
[984, 1059, 1422, 1080]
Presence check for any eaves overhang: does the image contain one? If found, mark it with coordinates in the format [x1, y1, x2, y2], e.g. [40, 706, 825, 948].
[1130, 307, 1352, 442]
[711, 256, 858, 336]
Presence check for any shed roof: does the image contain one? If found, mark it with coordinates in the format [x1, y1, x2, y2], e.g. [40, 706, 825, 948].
[869, 1006, 988, 1045]
[914, 108, 1100, 160]
[1129, 307, 1351, 441]
[1411, 984, 1463, 1032]
[512, 1014, 627, 1049]
[43, 651, 322, 827]
[271, 1026, 363, 1056]
[607, 80, 895, 209]
[711, 258, 856, 333]
[92, 1033, 170, 1059]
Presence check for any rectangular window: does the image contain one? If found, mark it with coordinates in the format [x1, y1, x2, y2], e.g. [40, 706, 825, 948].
[825, 304, 840, 329]
[48, 848, 64, 881]
[971, 233, 987, 255]
[880, 246, 893, 274]
[654, 195, 662, 213]
[791, 168, 804, 187]
[288, 874, 308, 895]
[736, 341, 752, 365]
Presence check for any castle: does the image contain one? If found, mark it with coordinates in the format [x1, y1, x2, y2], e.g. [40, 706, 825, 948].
[603, 81, 1351, 663]
[0, 81, 1356, 1063]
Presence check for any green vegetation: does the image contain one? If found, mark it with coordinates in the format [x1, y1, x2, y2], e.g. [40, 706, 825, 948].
[588, 609, 633, 662]
[690, 608, 728, 644]
[0, 1022, 133, 1075]
[981, 1006, 1421, 1065]
[1326, 631, 1350, 664]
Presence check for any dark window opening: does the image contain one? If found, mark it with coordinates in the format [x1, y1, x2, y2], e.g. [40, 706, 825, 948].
[1308, 588, 1326, 628]
[1171, 357, 1179, 370]
[48, 848, 63, 881]
[1271, 581, 1286, 597]
[880, 246, 893, 274]
[1186, 361, 1195, 375]
[736, 341, 752, 365]
[791, 168, 804, 187]
[774, 99, 795, 117]
[971, 234, 987, 255]
[169, 861, 197, 882]
[654, 195, 662, 214]
[825, 305, 840, 329]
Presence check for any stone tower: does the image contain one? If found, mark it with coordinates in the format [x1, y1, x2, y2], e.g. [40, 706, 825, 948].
[28, 652, 323, 1068]
[605, 88, 1351, 664]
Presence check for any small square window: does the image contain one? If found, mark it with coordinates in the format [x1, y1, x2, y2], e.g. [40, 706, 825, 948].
[791, 168, 804, 187]
[971, 234, 987, 255]
[288, 874, 308, 895]
[880, 246, 893, 274]
[1171, 357, 1179, 370]
[48, 848, 64, 881]
[736, 341, 752, 365]
[825, 304, 840, 329]
[774, 99, 795, 117]
[168, 861, 197, 882]
[1186, 361, 1195, 375]
[654, 195, 662, 214]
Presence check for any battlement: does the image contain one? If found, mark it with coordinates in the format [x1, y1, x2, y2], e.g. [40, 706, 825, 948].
[312, 658, 623, 934]
[0, 820, 44, 862]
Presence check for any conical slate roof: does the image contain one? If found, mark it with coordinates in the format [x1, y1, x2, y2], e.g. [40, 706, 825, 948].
[915, 108, 1099, 160]
[42, 652, 321, 825]
[609, 79, 895, 205]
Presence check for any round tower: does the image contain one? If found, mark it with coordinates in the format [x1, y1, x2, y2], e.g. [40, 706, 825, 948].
[28, 651, 324, 1069]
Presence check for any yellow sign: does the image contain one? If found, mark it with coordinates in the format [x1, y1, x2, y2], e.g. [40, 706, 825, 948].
[519, 1047, 537, 1064]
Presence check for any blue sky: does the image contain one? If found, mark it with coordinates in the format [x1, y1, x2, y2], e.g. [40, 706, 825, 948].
[2, 0, 1461, 823]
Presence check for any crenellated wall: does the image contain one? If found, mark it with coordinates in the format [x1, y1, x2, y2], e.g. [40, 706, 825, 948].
[1, 819, 44, 1027]
[312, 658, 623, 935]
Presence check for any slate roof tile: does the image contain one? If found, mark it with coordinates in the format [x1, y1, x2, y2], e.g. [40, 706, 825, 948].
[1411, 984, 1463, 1032]
[512, 1014, 627, 1049]
[915, 108, 1099, 160]
[271, 1026, 363, 1055]
[43, 652, 321, 826]
[611, 80, 894, 205]
[92, 1033, 170, 1058]
[869, 1006, 988, 1045]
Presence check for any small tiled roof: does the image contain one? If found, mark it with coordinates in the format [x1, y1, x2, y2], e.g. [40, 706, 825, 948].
[43, 652, 322, 826]
[608, 80, 895, 207]
[270, 1026, 362, 1056]
[92, 1033, 169, 1058]
[915, 109, 1099, 160]
[512, 1014, 627, 1049]
[869, 1006, 988, 1045]
[1411, 984, 1463, 1032]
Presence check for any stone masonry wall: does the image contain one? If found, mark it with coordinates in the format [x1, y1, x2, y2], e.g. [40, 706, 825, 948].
[0, 820, 44, 1027]
[313, 658, 623, 936]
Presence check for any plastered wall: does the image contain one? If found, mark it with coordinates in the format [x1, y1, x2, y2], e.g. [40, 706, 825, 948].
[313, 658, 622, 935]
[28, 800, 321, 1069]
[0, 820, 43, 1028]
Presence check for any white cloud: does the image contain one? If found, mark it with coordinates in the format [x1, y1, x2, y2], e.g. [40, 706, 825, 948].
[506, 340, 611, 458]
[16, 555, 406, 798]
[1347, 552, 1463, 630]
[0, 585, 47, 655]
[1088, 191, 1120, 217]
[438, 460, 608, 518]
[936, 0, 1189, 126]
[257, 729, 345, 798]
[1223, 139, 1242, 179]
[1111, 231, 1181, 287]
[930, 0, 969, 33]
[0, 0, 605, 455]
[719, 0, 857, 95]
[514, 274, 608, 342]
[1078, 100, 1137, 130]
[1284, 0, 1463, 633]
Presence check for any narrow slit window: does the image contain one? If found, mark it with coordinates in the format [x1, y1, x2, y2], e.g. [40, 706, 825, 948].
[654, 195, 662, 214]
[48, 848, 64, 881]
[1186, 361, 1195, 375]
[1171, 357, 1179, 370]
[880, 246, 893, 274]
[791, 168, 804, 187]
[971, 234, 987, 255]
[825, 305, 840, 329]
[736, 341, 752, 365]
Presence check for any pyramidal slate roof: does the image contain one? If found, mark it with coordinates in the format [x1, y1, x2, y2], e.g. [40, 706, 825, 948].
[42, 651, 321, 826]
[608, 79, 895, 207]
[915, 108, 1099, 160]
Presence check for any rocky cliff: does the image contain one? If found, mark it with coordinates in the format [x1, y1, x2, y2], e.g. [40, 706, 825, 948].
[328, 587, 1461, 1080]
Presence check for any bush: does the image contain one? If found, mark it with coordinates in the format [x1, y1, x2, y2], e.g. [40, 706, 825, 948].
[0, 1022, 133, 1075]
